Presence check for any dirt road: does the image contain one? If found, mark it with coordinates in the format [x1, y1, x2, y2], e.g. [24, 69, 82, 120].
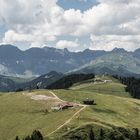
[45, 105, 86, 137]
[45, 90, 87, 137]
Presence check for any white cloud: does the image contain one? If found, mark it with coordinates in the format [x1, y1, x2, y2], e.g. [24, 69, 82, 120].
[0, 0, 61, 47]
[0, 0, 140, 51]
[90, 34, 140, 51]
[2, 30, 56, 46]
[56, 39, 80, 49]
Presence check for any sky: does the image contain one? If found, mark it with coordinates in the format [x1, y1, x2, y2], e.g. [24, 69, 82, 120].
[0, 0, 140, 51]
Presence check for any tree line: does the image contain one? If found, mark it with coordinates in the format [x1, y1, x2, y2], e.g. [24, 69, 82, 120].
[63, 126, 140, 140]
[46, 73, 95, 89]
[113, 75, 140, 99]
[16, 127, 140, 140]
[15, 130, 43, 140]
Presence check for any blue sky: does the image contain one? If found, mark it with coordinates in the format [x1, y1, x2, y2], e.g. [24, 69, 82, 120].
[57, 0, 98, 11]
[0, 0, 140, 51]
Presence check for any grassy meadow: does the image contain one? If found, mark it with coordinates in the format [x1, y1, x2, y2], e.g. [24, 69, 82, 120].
[0, 76, 140, 139]
[0, 90, 80, 139]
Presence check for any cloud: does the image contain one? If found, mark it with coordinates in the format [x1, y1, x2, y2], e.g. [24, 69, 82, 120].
[0, 0, 61, 46]
[0, 0, 140, 51]
[90, 34, 140, 51]
[56, 39, 80, 49]
[2, 30, 56, 47]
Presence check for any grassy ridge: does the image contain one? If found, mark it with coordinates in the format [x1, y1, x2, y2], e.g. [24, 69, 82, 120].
[70, 76, 130, 97]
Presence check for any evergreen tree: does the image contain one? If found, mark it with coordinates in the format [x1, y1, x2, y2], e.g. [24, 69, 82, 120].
[16, 130, 44, 140]
[24, 136, 31, 140]
[15, 136, 20, 140]
[31, 130, 43, 140]
[114, 76, 140, 99]
[133, 128, 140, 140]
[89, 127, 95, 140]
[99, 128, 105, 140]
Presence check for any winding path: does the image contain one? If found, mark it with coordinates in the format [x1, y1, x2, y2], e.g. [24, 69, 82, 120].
[45, 90, 87, 137]
[48, 90, 64, 102]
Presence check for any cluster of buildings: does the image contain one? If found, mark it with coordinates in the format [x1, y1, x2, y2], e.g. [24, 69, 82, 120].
[51, 99, 95, 111]
[51, 102, 77, 111]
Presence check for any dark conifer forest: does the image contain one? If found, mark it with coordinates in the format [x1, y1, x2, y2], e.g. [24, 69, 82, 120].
[113, 75, 140, 99]
[46, 74, 95, 89]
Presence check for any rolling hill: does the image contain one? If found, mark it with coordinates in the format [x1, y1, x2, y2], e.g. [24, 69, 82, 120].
[0, 76, 140, 139]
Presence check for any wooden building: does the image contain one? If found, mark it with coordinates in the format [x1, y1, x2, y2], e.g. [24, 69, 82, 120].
[83, 98, 94, 105]
[51, 102, 74, 111]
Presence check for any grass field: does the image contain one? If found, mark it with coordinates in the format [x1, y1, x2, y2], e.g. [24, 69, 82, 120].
[0, 90, 81, 139]
[70, 75, 130, 98]
[0, 76, 140, 139]
[54, 90, 140, 127]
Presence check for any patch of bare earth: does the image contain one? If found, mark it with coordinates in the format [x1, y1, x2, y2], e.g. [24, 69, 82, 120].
[31, 95, 57, 101]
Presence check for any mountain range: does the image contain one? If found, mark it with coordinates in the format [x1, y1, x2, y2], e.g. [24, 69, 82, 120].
[0, 44, 140, 77]
[72, 50, 140, 77]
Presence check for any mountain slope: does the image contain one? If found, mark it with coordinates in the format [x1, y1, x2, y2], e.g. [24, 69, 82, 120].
[0, 45, 107, 76]
[20, 71, 64, 90]
[0, 75, 35, 92]
[46, 73, 95, 89]
[0, 45, 140, 76]
[133, 48, 140, 59]
[0, 71, 63, 92]
[0, 75, 16, 92]
[73, 51, 140, 77]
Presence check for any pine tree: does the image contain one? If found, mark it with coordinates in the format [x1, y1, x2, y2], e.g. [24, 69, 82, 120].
[99, 128, 104, 140]
[24, 136, 31, 140]
[15, 136, 20, 140]
[133, 128, 140, 140]
[89, 127, 95, 140]
[31, 130, 43, 140]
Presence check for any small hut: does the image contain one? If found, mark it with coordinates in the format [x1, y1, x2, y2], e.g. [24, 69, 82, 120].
[60, 102, 74, 109]
[83, 98, 94, 105]
[51, 102, 74, 111]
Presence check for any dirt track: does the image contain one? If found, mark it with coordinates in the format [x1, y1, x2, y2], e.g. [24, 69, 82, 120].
[45, 105, 86, 137]
[45, 90, 87, 137]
